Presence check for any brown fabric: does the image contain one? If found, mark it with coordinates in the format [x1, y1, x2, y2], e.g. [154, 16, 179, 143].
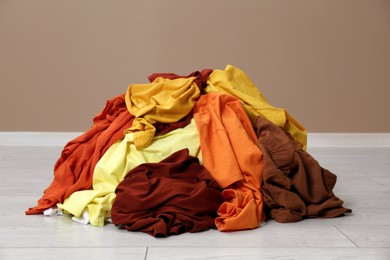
[111, 148, 223, 237]
[254, 116, 351, 223]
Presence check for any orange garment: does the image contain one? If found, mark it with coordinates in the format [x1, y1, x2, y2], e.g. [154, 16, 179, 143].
[26, 94, 134, 215]
[193, 92, 264, 231]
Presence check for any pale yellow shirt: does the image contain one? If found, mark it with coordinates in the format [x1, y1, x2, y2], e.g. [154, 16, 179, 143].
[57, 119, 202, 226]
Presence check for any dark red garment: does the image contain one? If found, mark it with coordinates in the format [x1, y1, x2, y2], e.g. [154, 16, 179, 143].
[254, 117, 351, 223]
[111, 149, 223, 237]
[154, 110, 193, 135]
[26, 94, 134, 214]
[148, 69, 213, 89]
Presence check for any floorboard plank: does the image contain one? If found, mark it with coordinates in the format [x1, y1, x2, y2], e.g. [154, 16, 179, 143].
[146, 247, 390, 260]
[336, 225, 390, 248]
[0, 247, 147, 260]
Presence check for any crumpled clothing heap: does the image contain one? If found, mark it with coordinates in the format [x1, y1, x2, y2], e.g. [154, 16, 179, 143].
[111, 148, 223, 237]
[25, 64, 351, 237]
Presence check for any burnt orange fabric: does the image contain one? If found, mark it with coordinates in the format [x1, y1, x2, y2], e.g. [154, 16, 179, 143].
[254, 116, 351, 222]
[26, 94, 134, 215]
[193, 92, 265, 231]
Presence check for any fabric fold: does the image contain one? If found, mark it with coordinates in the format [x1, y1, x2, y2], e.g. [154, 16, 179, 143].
[254, 116, 351, 223]
[57, 119, 202, 227]
[111, 148, 223, 237]
[194, 92, 264, 231]
[124, 77, 200, 149]
[148, 69, 213, 89]
[26, 94, 133, 215]
[205, 64, 307, 150]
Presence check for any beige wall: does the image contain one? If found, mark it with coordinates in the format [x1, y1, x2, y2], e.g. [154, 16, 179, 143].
[1, 0, 389, 132]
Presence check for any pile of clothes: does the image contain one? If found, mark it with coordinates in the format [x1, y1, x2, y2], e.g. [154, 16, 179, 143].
[26, 65, 351, 237]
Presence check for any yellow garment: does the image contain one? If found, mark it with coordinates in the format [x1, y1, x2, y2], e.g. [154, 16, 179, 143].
[205, 64, 307, 150]
[57, 119, 202, 227]
[124, 77, 200, 149]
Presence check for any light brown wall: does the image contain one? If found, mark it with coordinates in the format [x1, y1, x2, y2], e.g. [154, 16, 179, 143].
[1, 0, 389, 132]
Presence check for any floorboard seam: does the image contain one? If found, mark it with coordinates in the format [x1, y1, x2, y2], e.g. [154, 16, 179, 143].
[144, 247, 149, 260]
[333, 225, 359, 248]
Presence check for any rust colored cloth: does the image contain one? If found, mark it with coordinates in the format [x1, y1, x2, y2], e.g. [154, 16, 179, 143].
[148, 69, 213, 89]
[26, 94, 134, 215]
[111, 149, 223, 237]
[26, 92, 194, 215]
[193, 92, 265, 231]
[254, 116, 352, 222]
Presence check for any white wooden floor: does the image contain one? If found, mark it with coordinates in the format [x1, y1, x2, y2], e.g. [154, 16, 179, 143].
[1, 144, 390, 259]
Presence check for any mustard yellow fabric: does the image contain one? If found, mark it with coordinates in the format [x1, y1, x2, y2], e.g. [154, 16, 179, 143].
[204, 64, 307, 150]
[57, 119, 202, 227]
[124, 77, 200, 149]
